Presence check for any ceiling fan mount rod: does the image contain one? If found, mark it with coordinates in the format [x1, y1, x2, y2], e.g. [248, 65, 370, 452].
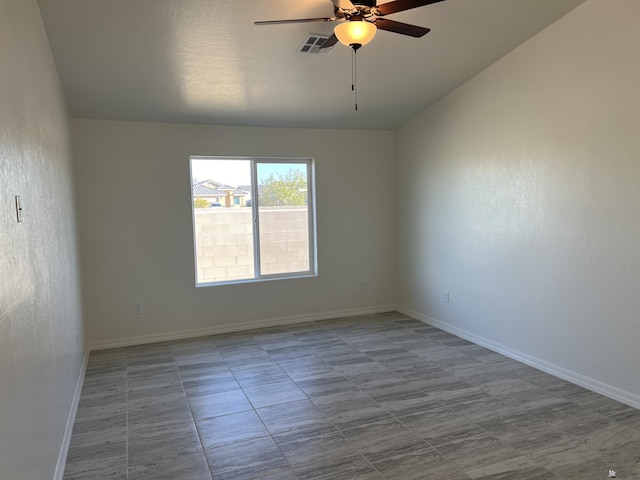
[353, 0, 377, 6]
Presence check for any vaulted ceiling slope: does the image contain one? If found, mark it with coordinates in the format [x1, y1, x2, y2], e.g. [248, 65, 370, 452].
[37, 0, 586, 130]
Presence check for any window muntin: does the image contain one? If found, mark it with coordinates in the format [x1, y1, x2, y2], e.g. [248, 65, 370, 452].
[190, 157, 316, 286]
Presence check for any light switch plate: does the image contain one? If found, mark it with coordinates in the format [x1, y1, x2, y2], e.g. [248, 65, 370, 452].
[15, 196, 23, 223]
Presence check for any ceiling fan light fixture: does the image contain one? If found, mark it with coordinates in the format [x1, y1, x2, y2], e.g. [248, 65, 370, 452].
[334, 19, 377, 48]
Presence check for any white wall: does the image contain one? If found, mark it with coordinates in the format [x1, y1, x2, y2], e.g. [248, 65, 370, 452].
[71, 119, 396, 347]
[0, 0, 85, 478]
[397, 0, 640, 406]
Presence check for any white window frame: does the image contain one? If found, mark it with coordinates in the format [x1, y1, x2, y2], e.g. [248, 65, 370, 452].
[190, 156, 317, 286]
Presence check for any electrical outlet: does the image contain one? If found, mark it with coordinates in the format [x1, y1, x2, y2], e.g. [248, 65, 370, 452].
[360, 280, 367, 290]
[133, 303, 142, 315]
[443, 291, 450, 302]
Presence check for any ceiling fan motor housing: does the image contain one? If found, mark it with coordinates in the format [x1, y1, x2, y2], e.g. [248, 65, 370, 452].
[334, 0, 377, 19]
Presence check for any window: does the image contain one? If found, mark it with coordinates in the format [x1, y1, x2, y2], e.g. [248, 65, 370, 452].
[190, 157, 316, 285]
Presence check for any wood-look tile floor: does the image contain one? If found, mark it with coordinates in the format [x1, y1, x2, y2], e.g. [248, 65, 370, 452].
[64, 312, 640, 479]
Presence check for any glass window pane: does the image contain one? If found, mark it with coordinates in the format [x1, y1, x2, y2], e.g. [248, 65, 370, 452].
[191, 159, 254, 284]
[257, 163, 310, 276]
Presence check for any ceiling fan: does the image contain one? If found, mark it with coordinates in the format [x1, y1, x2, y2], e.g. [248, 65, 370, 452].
[255, 0, 446, 50]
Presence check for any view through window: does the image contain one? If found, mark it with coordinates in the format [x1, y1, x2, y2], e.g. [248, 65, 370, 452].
[190, 157, 316, 285]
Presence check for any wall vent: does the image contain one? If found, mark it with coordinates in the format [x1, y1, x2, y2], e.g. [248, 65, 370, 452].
[298, 34, 334, 55]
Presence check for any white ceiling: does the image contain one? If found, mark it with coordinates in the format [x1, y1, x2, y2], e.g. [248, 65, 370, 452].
[37, 0, 586, 130]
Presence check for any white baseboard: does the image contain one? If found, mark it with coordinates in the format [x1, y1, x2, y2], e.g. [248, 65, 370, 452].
[88, 305, 397, 351]
[54, 349, 90, 480]
[397, 305, 640, 411]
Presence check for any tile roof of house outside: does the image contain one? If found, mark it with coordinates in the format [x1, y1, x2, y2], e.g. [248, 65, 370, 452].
[192, 184, 227, 196]
[193, 180, 248, 196]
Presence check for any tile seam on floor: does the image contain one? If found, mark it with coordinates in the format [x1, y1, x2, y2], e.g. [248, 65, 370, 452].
[172, 344, 215, 480]
[227, 340, 304, 478]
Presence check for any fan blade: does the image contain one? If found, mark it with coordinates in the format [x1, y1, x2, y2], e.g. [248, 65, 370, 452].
[373, 18, 430, 37]
[375, 0, 445, 16]
[255, 17, 337, 26]
[319, 33, 339, 49]
[331, 0, 355, 9]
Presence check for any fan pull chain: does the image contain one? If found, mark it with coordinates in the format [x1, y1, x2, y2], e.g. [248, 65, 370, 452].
[351, 47, 358, 111]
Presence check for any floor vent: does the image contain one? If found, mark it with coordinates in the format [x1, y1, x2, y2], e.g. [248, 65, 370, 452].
[298, 34, 334, 55]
